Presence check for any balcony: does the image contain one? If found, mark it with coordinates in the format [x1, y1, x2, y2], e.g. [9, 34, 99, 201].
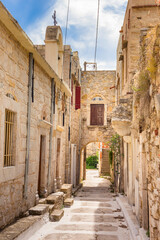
[111, 105, 132, 136]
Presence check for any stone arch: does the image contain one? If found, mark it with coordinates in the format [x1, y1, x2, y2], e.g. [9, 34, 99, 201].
[89, 93, 106, 101]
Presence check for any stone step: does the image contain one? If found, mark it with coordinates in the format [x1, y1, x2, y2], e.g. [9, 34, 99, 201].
[46, 192, 64, 209]
[54, 223, 118, 232]
[42, 233, 118, 240]
[64, 198, 74, 207]
[0, 216, 42, 240]
[60, 184, 72, 198]
[38, 198, 46, 204]
[29, 204, 49, 215]
[49, 209, 64, 222]
[48, 204, 55, 214]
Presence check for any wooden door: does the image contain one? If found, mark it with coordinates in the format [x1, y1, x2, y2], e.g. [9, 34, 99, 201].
[90, 104, 104, 125]
[38, 135, 46, 197]
[38, 135, 43, 195]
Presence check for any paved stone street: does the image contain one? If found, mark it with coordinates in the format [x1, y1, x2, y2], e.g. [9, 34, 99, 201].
[26, 170, 130, 240]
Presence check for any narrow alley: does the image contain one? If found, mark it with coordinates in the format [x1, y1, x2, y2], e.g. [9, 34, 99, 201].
[2, 1, 160, 239]
[25, 170, 130, 240]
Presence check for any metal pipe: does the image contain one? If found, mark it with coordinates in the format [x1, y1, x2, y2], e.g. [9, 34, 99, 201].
[68, 52, 72, 183]
[24, 52, 33, 199]
[78, 69, 82, 184]
[47, 78, 54, 190]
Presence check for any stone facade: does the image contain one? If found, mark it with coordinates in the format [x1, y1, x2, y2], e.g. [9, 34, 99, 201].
[63, 46, 81, 187]
[86, 142, 99, 158]
[113, 0, 160, 238]
[0, 3, 71, 229]
[80, 70, 116, 180]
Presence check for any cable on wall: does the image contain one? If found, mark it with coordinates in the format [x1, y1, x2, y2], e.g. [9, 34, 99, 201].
[94, 0, 100, 66]
[65, 0, 71, 45]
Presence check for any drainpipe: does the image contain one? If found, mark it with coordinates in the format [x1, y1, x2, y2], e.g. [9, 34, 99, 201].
[78, 69, 82, 184]
[47, 78, 54, 190]
[24, 52, 33, 199]
[68, 52, 73, 183]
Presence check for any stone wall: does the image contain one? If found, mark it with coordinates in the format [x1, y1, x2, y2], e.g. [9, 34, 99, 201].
[132, 25, 160, 239]
[63, 46, 81, 185]
[80, 70, 116, 180]
[115, 2, 160, 237]
[0, 17, 69, 229]
[81, 71, 116, 148]
[86, 142, 99, 158]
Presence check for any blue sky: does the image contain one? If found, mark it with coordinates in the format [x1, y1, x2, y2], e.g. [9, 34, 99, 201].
[1, 0, 127, 70]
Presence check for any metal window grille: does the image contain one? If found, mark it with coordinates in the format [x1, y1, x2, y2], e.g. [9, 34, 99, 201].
[4, 109, 15, 167]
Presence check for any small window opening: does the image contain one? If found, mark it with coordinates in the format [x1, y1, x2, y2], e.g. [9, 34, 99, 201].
[4, 109, 15, 167]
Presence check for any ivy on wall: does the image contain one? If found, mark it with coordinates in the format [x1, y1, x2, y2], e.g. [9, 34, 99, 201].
[109, 134, 121, 174]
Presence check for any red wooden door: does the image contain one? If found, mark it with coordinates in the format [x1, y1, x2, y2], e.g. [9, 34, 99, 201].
[90, 104, 104, 125]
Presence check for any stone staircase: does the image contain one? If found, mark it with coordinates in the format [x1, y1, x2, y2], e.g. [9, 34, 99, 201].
[0, 184, 74, 240]
[29, 184, 74, 222]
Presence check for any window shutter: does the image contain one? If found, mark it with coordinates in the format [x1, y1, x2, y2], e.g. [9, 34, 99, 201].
[62, 93, 65, 111]
[90, 104, 104, 125]
[75, 86, 81, 110]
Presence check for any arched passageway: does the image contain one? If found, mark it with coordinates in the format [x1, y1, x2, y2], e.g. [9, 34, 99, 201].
[80, 141, 111, 182]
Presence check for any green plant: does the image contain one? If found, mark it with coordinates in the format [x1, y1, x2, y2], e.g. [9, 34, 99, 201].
[146, 229, 150, 237]
[109, 134, 121, 175]
[86, 155, 98, 169]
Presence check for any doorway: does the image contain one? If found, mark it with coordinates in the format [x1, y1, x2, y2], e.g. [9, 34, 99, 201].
[38, 135, 46, 197]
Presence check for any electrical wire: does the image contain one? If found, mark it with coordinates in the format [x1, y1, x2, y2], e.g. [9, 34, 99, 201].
[94, 0, 100, 65]
[65, 0, 70, 45]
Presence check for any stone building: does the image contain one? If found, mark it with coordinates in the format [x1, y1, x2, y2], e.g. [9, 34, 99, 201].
[0, 2, 71, 229]
[63, 46, 81, 187]
[112, 0, 160, 238]
[80, 68, 116, 180]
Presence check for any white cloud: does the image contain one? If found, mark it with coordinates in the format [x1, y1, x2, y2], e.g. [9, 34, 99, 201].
[26, 0, 127, 70]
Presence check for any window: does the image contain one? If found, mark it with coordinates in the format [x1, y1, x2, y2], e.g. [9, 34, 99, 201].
[92, 97, 103, 101]
[90, 104, 104, 126]
[75, 86, 81, 110]
[4, 109, 15, 167]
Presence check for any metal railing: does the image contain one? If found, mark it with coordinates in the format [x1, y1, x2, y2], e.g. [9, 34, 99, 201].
[4, 109, 14, 167]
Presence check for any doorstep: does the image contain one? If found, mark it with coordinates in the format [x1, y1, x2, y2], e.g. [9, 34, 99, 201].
[0, 215, 43, 240]
[116, 195, 149, 240]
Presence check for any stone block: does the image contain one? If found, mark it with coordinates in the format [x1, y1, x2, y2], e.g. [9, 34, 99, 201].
[46, 192, 64, 209]
[61, 184, 72, 198]
[29, 204, 49, 215]
[64, 198, 74, 207]
[48, 204, 55, 214]
[63, 193, 67, 200]
[46, 195, 58, 204]
[39, 198, 46, 204]
[49, 209, 64, 222]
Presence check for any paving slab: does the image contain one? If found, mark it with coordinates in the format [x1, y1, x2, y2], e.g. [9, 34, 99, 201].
[71, 214, 116, 223]
[0, 216, 42, 240]
[25, 170, 130, 240]
[43, 233, 97, 240]
[55, 223, 118, 232]
[71, 207, 113, 214]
